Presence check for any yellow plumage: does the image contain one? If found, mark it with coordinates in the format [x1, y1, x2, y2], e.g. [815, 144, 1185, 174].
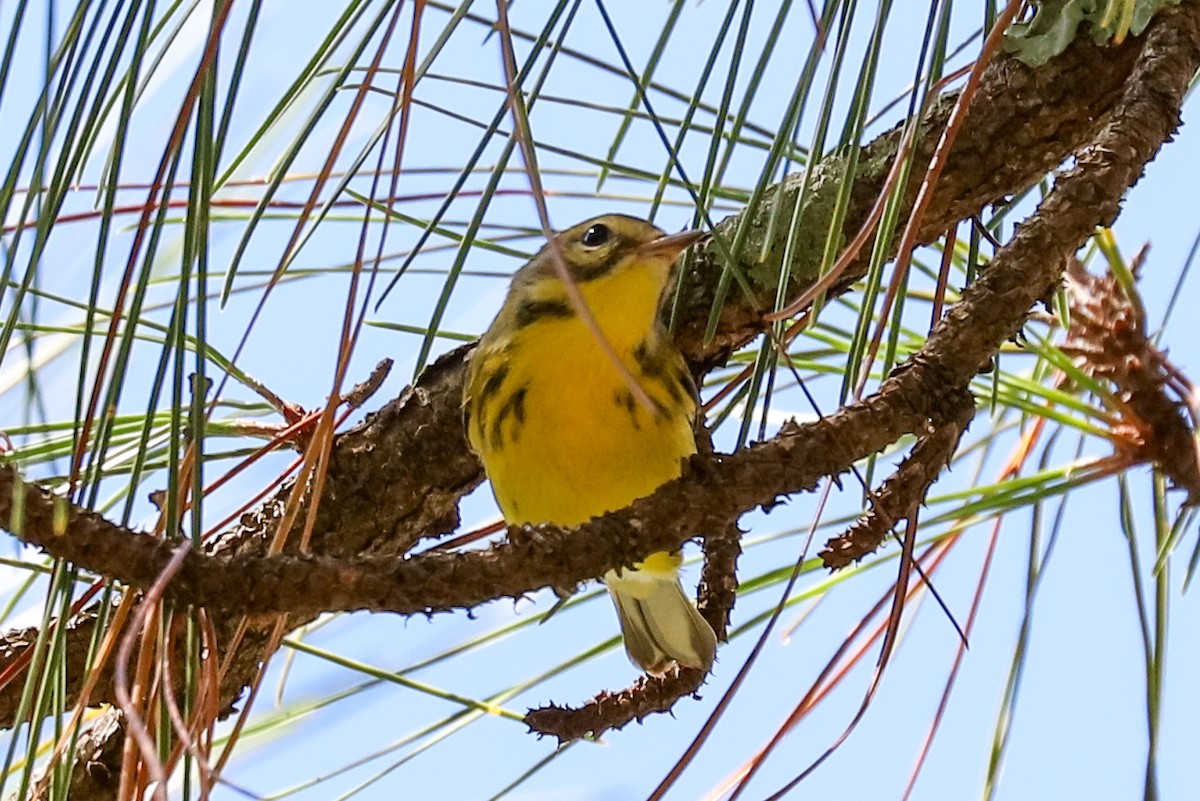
[463, 214, 717, 675]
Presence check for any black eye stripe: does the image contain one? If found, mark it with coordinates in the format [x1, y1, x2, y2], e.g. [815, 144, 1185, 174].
[580, 223, 610, 247]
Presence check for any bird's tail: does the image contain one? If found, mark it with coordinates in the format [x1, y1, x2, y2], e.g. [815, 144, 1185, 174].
[605, 552, 717, 675]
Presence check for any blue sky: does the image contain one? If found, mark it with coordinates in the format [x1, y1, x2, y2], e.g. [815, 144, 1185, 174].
[2, 2, 1199, 800]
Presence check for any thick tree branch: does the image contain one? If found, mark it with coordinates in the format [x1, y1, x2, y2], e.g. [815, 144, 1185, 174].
[0, 387, 911, 616]
[0, 619, 108, 729]
[674, 18, 1145, 364]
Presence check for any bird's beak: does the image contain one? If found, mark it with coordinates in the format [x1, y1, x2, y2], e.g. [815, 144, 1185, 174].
[637, 229, 705, 260]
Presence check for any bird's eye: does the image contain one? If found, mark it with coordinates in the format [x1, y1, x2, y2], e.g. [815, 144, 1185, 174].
[580, 223, 610, 248]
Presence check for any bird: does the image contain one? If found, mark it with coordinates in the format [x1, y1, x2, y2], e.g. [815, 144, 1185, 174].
[463, 213, 718, 675]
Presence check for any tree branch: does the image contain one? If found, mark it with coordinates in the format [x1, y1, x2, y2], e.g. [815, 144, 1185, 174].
[820, 389, 977, 570]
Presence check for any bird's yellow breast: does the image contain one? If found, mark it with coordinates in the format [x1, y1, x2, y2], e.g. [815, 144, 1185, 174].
[469, 331, 695, 527]
[466, 266, 697, 527]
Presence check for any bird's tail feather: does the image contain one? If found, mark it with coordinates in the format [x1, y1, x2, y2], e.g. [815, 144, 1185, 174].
[606, 564, 717, 675]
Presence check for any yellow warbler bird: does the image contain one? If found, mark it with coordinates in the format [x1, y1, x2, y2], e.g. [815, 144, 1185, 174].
[463, 214, 717, 675]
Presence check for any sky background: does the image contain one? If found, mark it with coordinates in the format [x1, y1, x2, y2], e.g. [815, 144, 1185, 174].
[1, 1, 1199, 800]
